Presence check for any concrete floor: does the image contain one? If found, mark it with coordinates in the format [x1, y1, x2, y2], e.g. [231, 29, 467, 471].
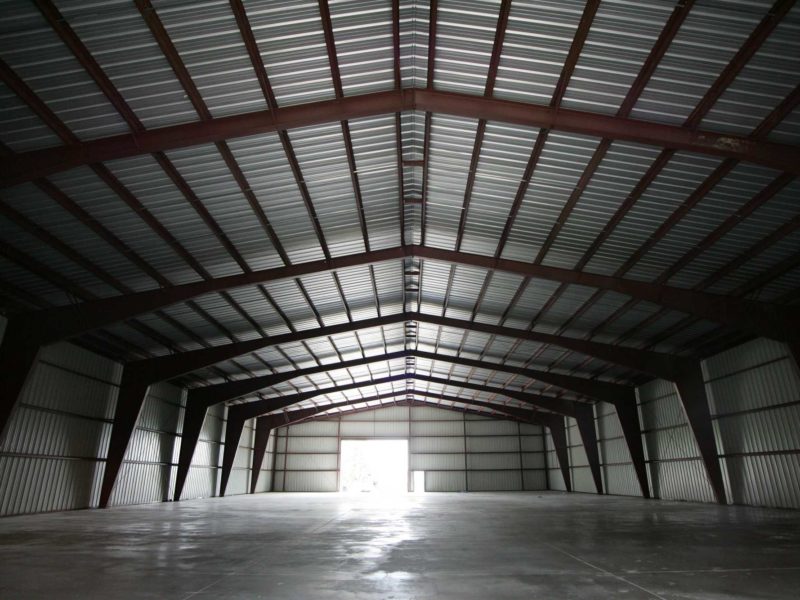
[1, 492, 799, 599]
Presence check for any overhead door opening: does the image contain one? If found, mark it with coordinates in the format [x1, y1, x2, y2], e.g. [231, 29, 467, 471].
[339, 439, 408, 494]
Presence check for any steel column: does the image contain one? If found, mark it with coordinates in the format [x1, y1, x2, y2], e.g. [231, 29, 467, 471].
[219, 415, 246, 497]
[99, 371, 150, 508]
[250, 416, 273, 494]
[673, 363, 727, 504]
[0, 322, 40, 443]
[542, 415, 571, 492]
[173, 397, 217, 501]
[574, 403, 603, 494]
[612, 395, 650, 498]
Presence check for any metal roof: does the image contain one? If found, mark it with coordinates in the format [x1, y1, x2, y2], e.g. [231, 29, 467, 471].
[1, 0, 799, 421]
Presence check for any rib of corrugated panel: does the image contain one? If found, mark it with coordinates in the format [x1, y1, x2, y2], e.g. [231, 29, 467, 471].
[700, 4, 800, 135]
[433, 0, 500, 95]
[399, 0, 428, 89]
[585, 151, 725, 278]
[104, 153, 246, 278]
[460, 121, 540, 256]
[425, 114, 481, 249]
[329, 0, 395, 95]
[348, 115, 403, 250]
[163, 143, 284, 270]
[243, 0, 336, 106]
[155, 0, 269, 118]
[499, 131, 602, 263]
[493, 0, 583, 104]
[0, 81, 62, 151]
[53, 0, 198, 128]
[561, 0, 673, 114]
[0, 2, 131, 139]
[541, 141, 665, 271]
[630, 0, 774, 126]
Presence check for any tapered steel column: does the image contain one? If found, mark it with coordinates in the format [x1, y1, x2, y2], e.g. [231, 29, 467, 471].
[250, 416, 274, 494]
[574, 403, 603, 494]
[173, 397, 219, 501]
[219, 415, 246, 497]
[99, 369, 150, 508]
[542, 415, 571, 492]
[0, 321, 40, 443]
[673, 362, 727, 504]
[612, 396, 650, 498]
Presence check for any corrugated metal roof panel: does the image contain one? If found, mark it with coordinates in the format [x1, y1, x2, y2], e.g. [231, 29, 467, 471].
[225, 132, 326, 264]
[584, 151, 725, 279]
[627, 162, 780, 285]
[700, 4, 800, 135]
[541, 140, 664, 270]
[1, 182, 160, 292]
[53, 0, 199, 128]
[425, 114, 480, 249]
[103, 153, 245, 278]
[499, 131, 602, 263]
[329, 0, 395, 95]
[631, 0, 774, 126]
[288, 121, 367, 256]
[154, 0, 270, 118]
[433, 0, 500, 95]
[561, 0, 674, 114]
[244, 0, 336, 106]
[348, 114, 403, 250]
[47, 165, 203, 285]
[399, 0, 429, 88]
[163, 142, 284, 271]
[473, 270, 524, 325]
[460, 121, 540, 256]
[0, 81, 62, 151]
[0, 2, 131, 139]
[493, 0, 583, 104]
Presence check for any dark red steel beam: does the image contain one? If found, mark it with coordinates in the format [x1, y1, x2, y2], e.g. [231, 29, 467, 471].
[6, 87, 800, 187]
[9, 245, 798, 349]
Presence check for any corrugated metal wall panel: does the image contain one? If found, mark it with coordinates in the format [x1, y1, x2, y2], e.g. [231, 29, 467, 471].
[284, 471, 338, 492]
[468, 471, 522, 492]
[426, 470, 467, 492]
[523, 470, 547, 491]
[0, 332, 221, 515]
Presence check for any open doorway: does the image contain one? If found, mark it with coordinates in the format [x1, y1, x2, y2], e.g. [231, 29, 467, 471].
[339, 439, 408, 494]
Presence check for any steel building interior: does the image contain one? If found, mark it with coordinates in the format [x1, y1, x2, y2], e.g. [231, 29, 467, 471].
[1, 0, 800, 598]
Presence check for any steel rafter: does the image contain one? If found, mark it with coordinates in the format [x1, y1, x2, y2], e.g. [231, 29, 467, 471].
[6, 87, 800, 187]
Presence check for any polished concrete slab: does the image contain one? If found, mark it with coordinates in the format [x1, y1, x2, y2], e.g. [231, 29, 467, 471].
[1, 492, 799, 599]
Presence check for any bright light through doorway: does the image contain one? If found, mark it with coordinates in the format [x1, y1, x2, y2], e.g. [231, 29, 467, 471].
[339, 439, 408, 494]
